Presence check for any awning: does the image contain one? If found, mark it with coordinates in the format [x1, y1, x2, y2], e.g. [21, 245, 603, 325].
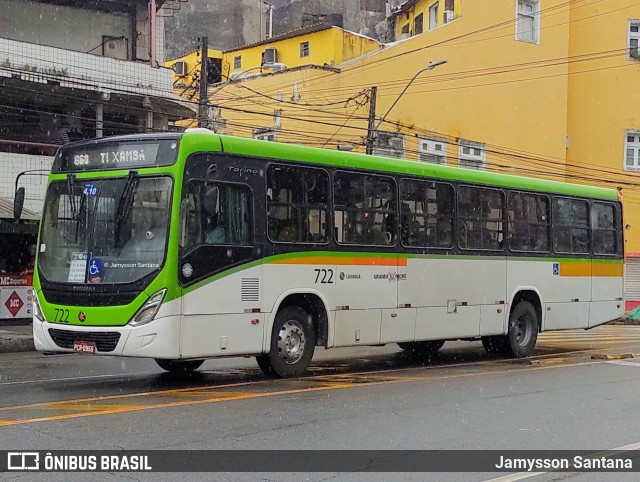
[0, 196, 40, 221]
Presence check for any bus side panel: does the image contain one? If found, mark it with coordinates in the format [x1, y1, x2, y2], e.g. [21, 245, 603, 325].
[507, 258, 590, 330]
[331, 255, 396, 346]
[402, 258, 502, 340]
[589, 261, 624, 327]
[589, 301, 624, 328]
[415, 306, 480, 340]
[180, 266, 265, 358]
[333, 310, 382, 346]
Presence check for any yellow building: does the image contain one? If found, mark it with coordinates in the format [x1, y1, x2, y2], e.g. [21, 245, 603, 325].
[165, 24, 382, 90]
[166, 48, 224, 97]
[390, 0, 463, 40]
[174, 0, 640, 306]
[223, 24, 382, 80]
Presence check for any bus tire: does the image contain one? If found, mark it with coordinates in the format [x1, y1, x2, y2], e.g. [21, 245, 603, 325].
[155, 359, 204, 373]
[255, 354, 274, 376]
[262, 306, 316, 378]
[398, 340, 444, 357]
[506, 300, 539, 358]
[481, 335, 510, 355]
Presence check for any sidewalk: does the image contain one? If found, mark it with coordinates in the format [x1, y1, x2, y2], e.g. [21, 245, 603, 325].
[0, 322, 35, 353]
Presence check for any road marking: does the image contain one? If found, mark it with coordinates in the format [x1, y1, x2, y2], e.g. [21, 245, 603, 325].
[603, 359, 640, 367]
[0, 372, 155, 387]
[484, 441, 640, 481]
[0, 361, 599, 428]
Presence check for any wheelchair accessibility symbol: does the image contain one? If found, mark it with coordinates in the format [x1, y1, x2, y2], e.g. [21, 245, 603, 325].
[553, 263, 559, 276]
[89, 258, 102, 277]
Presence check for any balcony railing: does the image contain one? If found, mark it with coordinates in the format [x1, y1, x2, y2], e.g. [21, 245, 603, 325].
[0, 37, 175, 98]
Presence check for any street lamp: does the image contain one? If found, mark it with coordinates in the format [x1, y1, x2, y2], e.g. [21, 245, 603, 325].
[366, 60, 447, 154]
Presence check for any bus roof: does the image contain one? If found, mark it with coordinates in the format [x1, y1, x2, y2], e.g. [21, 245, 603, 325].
[180, 130, 618, 202]
[58, 130, 618, 202]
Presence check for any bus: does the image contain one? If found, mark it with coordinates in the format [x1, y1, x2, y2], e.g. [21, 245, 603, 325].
[24, 129, 624, 377]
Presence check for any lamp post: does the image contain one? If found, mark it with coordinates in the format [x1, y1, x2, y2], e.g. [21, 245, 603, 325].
[366, 60, 447, 154]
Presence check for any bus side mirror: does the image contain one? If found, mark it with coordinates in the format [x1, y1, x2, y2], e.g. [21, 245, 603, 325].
[203, 186, 219, 216]
[13, 187, 25, 221]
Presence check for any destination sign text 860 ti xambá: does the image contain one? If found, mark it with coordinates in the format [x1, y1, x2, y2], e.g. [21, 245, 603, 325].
[53, 139, 178, 172]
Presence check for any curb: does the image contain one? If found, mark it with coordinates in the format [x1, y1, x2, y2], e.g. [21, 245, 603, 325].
[609, 318, 640, 326]
[0, 335, 35, 354]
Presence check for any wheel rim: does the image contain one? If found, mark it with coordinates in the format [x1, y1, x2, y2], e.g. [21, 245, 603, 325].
[277, 320, 306, 365]
[514, 313, 532, 346]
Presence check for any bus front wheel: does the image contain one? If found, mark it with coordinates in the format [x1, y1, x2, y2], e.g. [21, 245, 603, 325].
[155, 359, 204, 373]
[257, 306, 316, 378]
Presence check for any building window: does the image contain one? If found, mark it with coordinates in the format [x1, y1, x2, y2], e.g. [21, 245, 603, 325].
[624, 131, 640, 170]
[458, 140, 486, 170]
[234, 56, 242, 69]
[516, 0, 539, 43]
[400, 23, 410, 38]
[429, 2, 439, 30]
[300, 41, 310, 57]
[629, 21, 640, 59]
[418, 137, 447, 164]
[374, 132, 405, 159]
[253, 129, 276, 141]
[415, 13, 424, 35]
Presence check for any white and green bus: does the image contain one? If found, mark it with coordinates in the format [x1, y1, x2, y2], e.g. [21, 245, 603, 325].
[25, 129, 624, 376]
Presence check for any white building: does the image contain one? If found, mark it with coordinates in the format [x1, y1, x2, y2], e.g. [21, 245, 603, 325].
[0, 0, 194, 216]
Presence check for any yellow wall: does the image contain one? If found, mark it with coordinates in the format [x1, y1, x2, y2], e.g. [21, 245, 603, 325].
[166, 48, 223, 89]
[394, 0, 463, 40]
[566, 0, 640, 253]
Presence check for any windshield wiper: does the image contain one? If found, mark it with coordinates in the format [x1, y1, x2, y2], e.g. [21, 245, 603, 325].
[115, 170, 139, 224]
[66, 173, 77, 219]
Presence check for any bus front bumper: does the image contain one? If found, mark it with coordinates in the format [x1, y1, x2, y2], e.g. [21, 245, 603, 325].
[33, 315, 182, 359]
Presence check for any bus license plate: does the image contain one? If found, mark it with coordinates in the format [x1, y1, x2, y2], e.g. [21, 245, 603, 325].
[73, 341, 96, 354]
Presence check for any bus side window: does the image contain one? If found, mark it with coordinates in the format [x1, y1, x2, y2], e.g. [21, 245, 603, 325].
[267, 164, 329, 244]
[592, 202, 617, 255]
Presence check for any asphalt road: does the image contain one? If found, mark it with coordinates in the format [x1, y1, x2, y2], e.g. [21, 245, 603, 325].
[1, 325, 640, 481]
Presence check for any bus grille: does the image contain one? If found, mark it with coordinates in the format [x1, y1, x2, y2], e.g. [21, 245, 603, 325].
[241, 278, 260, 302]
[48, 329, 121, 352]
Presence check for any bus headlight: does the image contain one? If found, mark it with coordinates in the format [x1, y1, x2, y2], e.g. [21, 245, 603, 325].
[129, 289, 167, 327]
[33, 296, 45, 322]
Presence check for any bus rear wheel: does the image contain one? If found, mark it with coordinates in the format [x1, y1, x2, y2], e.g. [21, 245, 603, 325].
[398, 340, 445, 358]
[481, 335, 510, 355]
[507, 300, 539, 358]
[257, 306, 316, 378]
[155, 359, 204, 373]
[482, 300, 539, 358]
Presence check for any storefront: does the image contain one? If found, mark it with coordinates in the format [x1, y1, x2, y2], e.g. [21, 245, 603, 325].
[0, 196, 38, 323]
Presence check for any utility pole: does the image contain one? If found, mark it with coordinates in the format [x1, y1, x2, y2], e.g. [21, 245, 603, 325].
[365, 86, 377, 155]
[198, 36, 209, 128]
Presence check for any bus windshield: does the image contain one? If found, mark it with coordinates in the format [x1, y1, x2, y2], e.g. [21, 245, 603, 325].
[38, 176, 172, 285]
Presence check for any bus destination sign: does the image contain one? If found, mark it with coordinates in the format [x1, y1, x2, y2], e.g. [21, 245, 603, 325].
[55, 139, 178, 172]
[73, 147, 151, 168]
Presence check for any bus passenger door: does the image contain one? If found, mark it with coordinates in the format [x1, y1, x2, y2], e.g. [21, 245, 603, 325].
[179, 154, 266, 359]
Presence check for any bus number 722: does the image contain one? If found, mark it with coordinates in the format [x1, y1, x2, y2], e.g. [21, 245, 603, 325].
[314, 269, 334, 284]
